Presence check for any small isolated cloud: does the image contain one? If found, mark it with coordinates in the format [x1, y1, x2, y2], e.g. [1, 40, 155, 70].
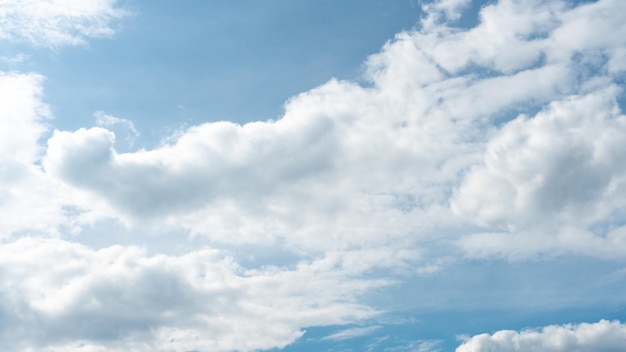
[322, 326, 382, 341]
[456, 320, 626, 352]
[0, 0, 127, 46]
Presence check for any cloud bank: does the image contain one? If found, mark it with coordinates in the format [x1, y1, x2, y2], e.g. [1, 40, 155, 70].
[1, 0, 626, 350]
[456, 320, 626, 352]
[0, 237, 382, 351]
[43, 0, 626, 259]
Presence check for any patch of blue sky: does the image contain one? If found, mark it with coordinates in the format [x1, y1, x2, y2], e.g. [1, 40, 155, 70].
[289, 256, 626, 351]
[15, 0, 422, 149]
[281, 302, 626, 351]
[589, 208, 626, 238]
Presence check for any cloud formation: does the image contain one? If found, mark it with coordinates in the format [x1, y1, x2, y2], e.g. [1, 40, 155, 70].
[0, 0, 126, 46]
[453, 87, 626, 258]
[0, 237, 383, 351]
[0, 71, 111, 237]
[322, 326, 382, 341]
[0, 72, 85, 236]
[1, 0, 626, 350]
[43, 0, 626, 260]
[456, 320, 626, 352]
[95, 111, 140, 148]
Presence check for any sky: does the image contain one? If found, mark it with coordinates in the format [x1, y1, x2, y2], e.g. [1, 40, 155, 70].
[1, 0, 626, 351]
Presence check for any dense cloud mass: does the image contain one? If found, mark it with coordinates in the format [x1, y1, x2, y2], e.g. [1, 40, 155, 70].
[0, 238, 383, 351]
[456, 320, 626, 352]
[453, 89, 626, 258]
[0, 72, 97, 236]
[43, 0, 626, 258]
[1, 0, 626, 350]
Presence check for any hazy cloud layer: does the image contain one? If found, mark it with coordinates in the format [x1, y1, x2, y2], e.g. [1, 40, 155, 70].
[456, 320, 626, 352]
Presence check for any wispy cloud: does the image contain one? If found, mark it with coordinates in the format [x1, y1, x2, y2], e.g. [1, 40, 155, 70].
[95, 111, 140, 148]
[322, 326, 382, 341]
[0, 53, 28, 65]
[0, 0, 127, 46]
[0, 237, 380, 351]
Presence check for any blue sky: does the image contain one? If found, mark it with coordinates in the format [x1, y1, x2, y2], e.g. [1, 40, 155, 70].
[9, 0, 421, 147]
[1, 0, 626, 351]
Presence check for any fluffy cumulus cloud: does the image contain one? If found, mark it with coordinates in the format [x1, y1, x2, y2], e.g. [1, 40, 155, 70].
[0, 0, 126, 46]
[2, 0, 626, 350]
[0, 71, 103, 236]
[43, 0, 626, 259]
[0, 238, 383, 351]
[453, 88, 626, 258]
[456, 320, 626, 352]
[0, 0, 129, 234]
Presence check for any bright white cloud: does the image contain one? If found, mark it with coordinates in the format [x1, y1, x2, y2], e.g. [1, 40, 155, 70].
[1, 0, 626, 349]
[0, 237, 383, 351]
[0, 0, 126, 46]
[0, 71, 105, 236]
[452, 87, 626, 258]
[456, 320, 626, 352]
[42, 0, 626, 260]
[0, 71, 48, 162]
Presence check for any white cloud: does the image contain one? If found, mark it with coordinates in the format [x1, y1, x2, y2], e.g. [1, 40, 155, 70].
[0, 4, 128, 238]
[0, 0, 127, 46]
[43, 78, 465, 251]
[0, 53, 29, 66]
[2, 0, 626, 348]
[0, 71, 48, 163]
[41, 0, 626, 260]
[322, 326, 382, 341]
[374, 339, 442, 352]
[452, 87, 626, 258]
[0, 237, 383, 351]
[95, 111, 139, 148]
[420, 0, 472, 30]
[456, 320, 626, 352]
[0, 71, 107, 236]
